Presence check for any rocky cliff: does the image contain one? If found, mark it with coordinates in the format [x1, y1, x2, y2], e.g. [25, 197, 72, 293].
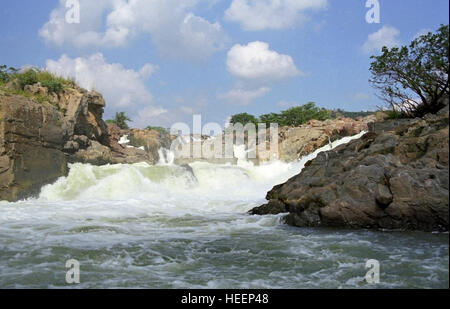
[0, 82, 164, 202]
[250, 106, 449, 232]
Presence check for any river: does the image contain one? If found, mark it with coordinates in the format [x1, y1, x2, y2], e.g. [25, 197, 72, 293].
[0, 133, 448, 288]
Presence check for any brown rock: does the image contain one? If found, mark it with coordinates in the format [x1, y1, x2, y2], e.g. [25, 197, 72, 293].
[0, 95, 68, 201]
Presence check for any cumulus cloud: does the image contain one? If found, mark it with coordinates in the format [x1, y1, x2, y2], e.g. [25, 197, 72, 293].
[45, 53, 155, 109]
[227, 41, 301, 82]
[39, 0, 228, 60]
[218, 87, 270, 105]
[131, 105, 169, 128]
[139, 64, 159, 79]
[362, 26, 401, 54]
[224, 0, 328, 31]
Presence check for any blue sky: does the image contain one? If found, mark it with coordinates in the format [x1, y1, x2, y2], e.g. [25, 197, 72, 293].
[0, 0, 448, 128]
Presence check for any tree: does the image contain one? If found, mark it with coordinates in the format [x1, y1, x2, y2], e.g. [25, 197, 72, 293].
[229, 113, 259, 126]
[107, 112, 131, 129]
[260, 113, 284, 126]
[280, 102, 330, 126]
[369, 24, 449, 117]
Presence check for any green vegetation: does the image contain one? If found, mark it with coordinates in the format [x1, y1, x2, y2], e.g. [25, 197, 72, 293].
[106, 112, 132, 129]
[229, 113, 259, 126]
[145, 126, 169, 135]
[0, 65, 18, 84]
[230, 102, 331, 127]
[369, 24, 449, 118]
[1, 65, 72, 95]
[276, 102, 330, 126]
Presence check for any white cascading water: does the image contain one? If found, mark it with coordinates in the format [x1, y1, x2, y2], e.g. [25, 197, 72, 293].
[38, 132, 366, 206]
[1, 131, 447, 289]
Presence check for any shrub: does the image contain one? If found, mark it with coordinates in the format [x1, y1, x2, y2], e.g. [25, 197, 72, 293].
[17, 69, 38, 86]
[41, 79, 64, 94]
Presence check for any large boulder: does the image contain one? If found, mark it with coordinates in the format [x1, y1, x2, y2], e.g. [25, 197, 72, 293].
[57, 88, 108, 142]
[250, 108, 449, 232]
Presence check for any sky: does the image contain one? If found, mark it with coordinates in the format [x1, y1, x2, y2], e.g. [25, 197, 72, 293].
[0, 0, 448, 128]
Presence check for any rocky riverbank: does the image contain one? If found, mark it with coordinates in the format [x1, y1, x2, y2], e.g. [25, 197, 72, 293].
[250, 106, 449, 232]
[0, 82, 166, 201]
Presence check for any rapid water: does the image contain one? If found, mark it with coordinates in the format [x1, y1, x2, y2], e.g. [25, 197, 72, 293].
[0, 133, 448, 288]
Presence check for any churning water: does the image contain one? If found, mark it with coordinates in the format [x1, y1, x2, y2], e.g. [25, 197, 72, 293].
[0, 133, 448, 288]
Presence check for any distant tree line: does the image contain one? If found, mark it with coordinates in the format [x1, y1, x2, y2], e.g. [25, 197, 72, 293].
[229, 102, 375, 127]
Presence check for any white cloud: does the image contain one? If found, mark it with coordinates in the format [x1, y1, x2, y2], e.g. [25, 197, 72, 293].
[218, 87, 270, 105]
[139, 64, 159, 79]
[132, 105, 169, 128]
[227, 41, 301, 82]
[225, 0, 328, 31]
[362, 26, 401, 54]
[39, 0, 228, 60]
[45, 53, 154, 109]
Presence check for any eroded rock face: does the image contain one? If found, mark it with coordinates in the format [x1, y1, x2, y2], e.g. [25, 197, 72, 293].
[1, 84, 116, 201]
[0, 95, 68, 201]
[250, 107, 449, 232]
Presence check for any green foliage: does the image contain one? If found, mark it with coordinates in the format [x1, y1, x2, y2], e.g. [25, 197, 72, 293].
[229, 113, 259, 126]
[0, 65, 19, 84]
[229, 102, 331, 128]
[145, 126, 169, 134]
[16, 69, 38, 86]
[259, 113, 284, 127]
[279, 102, 330, 126]
[107, 112, 132, 129]
[41, 79, 64, 94]
[0, 65, 10, 84]
[369, 24, 449, 117]
[0, 66, 72, 93]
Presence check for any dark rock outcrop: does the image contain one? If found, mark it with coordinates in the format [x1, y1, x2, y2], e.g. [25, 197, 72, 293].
[250, 107, 449, 232]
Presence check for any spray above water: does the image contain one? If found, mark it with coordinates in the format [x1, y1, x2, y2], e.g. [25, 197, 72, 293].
[38, 132, 367, 209]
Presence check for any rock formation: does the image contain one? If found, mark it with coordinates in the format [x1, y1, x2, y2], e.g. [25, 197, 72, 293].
[274, 116, 375, 162]
[0, 82, 164, 201]
[250, 106, 449, 232]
